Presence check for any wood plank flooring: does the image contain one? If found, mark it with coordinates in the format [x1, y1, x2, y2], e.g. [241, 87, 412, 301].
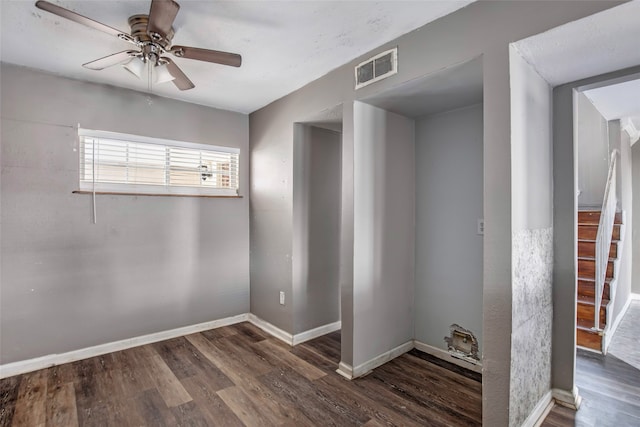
[543, 300, 640, 427]
[0, 324, 482, 426]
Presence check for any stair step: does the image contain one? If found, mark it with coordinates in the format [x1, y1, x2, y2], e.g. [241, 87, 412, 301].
[577, 318, 604, 329]
[578, 278, 611, 300]
[576, 323, 603, 351]
[577, 295, 609, 306]
[577, 299, 607, 326]
[578, 210, 623, 225]
[578, 224, 621, 241]
[577, 258, 614, 280]
[575, 210, 620, 354]
[577, 240, 618, 259]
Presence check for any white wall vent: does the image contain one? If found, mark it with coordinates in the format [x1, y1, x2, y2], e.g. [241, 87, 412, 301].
[355, 47, 398, 90]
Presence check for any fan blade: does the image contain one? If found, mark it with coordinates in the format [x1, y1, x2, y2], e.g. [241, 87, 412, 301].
[163, 58, 195, 91]
[35, 1, 131, 40]
[147, 0, 180, 41]
[171, 46, 242, 68]
[83, 51, 138, 70]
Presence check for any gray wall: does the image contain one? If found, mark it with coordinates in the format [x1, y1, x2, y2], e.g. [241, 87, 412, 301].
[0, 63, 250, 364]
[511, 48, 553, 231]
[414, 104, 483, 353]
[577, 92, 609, 208]
[509, 47, 553, 427]
[292, 125, 341, 334]
[352, 102, 414, 368]
[248, 2, 620, 424]
[633, 140, 640, 295]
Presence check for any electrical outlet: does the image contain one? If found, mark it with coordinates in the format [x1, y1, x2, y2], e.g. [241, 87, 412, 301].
[279, 291, 285, 305]
[477, 219, 484, 235]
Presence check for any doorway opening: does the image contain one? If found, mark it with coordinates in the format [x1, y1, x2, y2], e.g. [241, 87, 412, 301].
[566, 75, 640, 422]
[291, 104, 343, 361]
[574, 75, 640, 354]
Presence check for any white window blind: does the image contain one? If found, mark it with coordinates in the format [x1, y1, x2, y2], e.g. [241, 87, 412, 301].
[78, 129, 239, 196]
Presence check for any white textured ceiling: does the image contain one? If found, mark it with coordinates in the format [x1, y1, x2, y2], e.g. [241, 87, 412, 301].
[302, 103, 344, 132]
[514, 0, 640, 87]
[362, 56, 482, 118]
[584, 78, 640, 129]
[0, 0, 474, 114]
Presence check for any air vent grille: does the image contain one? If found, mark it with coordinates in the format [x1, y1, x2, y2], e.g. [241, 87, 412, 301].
[355, 47, 398, 89]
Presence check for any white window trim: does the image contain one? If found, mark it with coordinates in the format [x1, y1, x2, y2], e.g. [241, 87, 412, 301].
[78, 128, 240, 197]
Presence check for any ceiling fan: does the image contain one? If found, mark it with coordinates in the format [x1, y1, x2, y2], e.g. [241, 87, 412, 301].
[35, 0, 242, 91]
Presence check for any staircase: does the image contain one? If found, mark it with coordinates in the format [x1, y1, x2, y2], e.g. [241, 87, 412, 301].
[576, 210, 622, 352]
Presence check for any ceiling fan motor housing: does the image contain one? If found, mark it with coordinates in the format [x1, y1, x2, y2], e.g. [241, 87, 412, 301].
[128, 14, 174, 48]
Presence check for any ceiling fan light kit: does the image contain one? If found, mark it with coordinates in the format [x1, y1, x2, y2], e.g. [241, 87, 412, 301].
[34, 0, 242, 91]
[123, 56, 145, 79]
[154, 63, 176, 84]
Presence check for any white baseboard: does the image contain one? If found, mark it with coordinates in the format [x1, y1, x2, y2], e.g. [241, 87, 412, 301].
[413, 340, 482, 374]
[552, 386, 582, 410]
[338, 340, 484, 381]
[336, 361, 354, 380]
[351, 341, 414, 378]
[521, 390, 553, 427]
[1, 313, 337, 379]
[0, 313, 249, 379]
[604, 296, 632, 352]
[247, 314, 294, 345]
[631, 293, 640, 300]
[247, 315, 341, 347]
[292, 321, 341, 345]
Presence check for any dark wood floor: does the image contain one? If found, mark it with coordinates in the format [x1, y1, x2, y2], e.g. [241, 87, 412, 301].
[0, 323, 482, 426]
[543, 301, 640, 427]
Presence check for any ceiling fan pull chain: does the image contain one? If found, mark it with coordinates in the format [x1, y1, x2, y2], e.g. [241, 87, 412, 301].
[148, 61, 152, 93]
[147, 63, 155, 106]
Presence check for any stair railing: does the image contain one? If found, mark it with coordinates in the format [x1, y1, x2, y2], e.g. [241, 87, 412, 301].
[593, 149, 618, 331]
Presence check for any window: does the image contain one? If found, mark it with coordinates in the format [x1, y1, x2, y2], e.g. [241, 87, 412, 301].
[78, 129, 240, 196]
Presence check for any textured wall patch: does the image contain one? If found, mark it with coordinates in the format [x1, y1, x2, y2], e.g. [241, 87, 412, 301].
[510, 227, 553, 427]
